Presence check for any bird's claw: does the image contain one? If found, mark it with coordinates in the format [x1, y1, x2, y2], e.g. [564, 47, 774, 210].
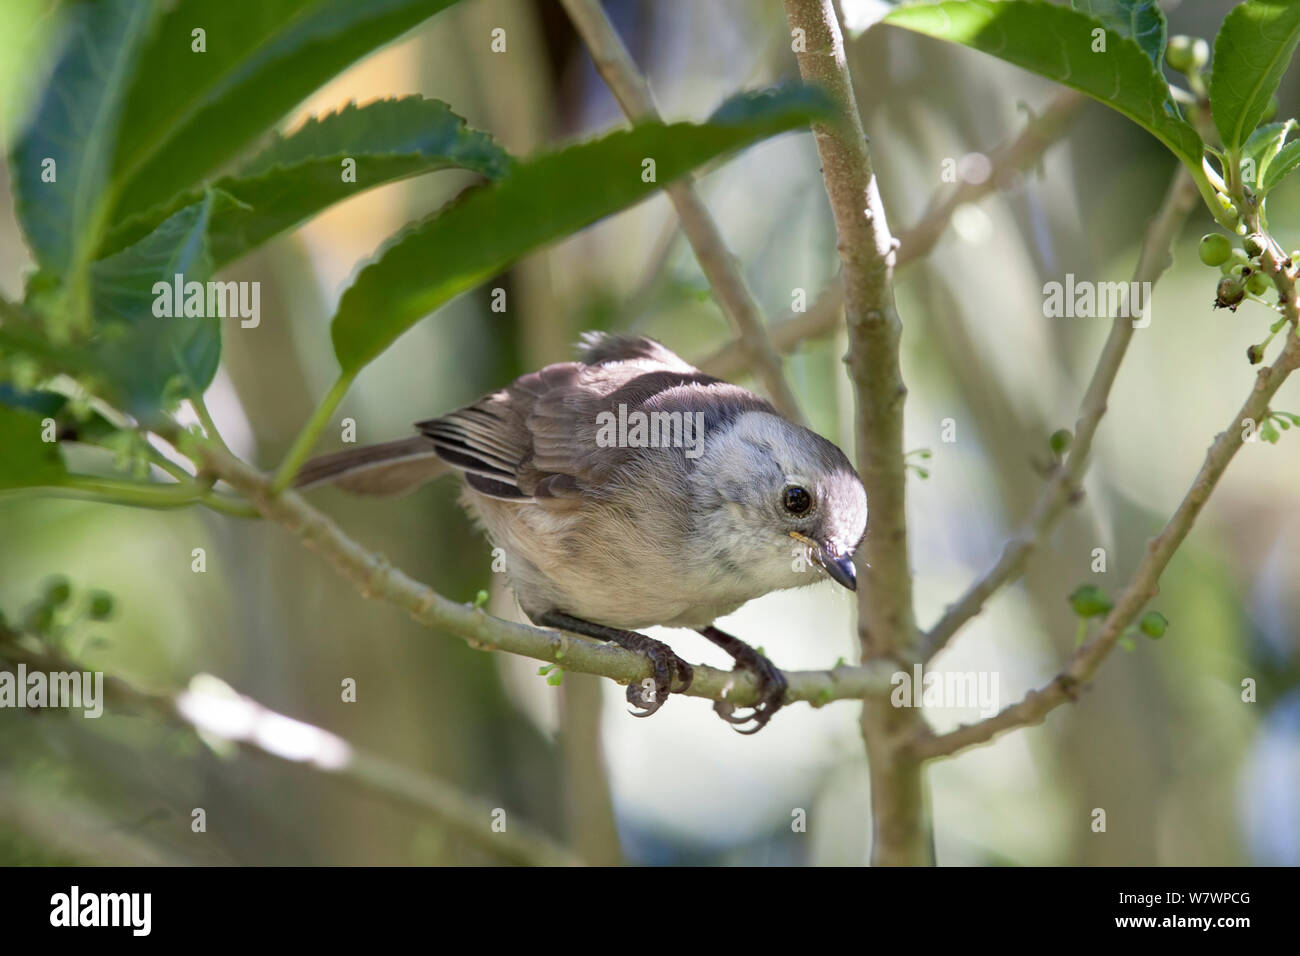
[625, 642, 693, 718]
[712, 654, 787, 734]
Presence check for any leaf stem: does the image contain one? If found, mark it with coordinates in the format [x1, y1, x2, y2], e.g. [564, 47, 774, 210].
[271, 371, 355, 493]
[188, 389, 232, 456]
[18, 476, 203, 509]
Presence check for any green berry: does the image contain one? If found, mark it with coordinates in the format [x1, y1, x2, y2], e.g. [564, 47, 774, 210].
[25, 605, 54, 634]
[44, 576, 71, 607]
[1166, 35, 1207, 73]
[1068, 585, 1113, 618]
[1049, 428, 1073, 456]
[1199, 233, 1233, 267]
[87, 591, 115, 621]
[1138, 611, 1168, 639]
[1222, 253, 1251, 276]
[1247, 344, 1265, 365]
[1244, 235, 1265, 259]
[1247, 271, 1271, 296]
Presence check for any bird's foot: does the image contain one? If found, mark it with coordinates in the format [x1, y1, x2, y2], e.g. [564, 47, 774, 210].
[624, 642, 694, 718]
[537, 611, 693, 718]
[699, 626, 788, 734]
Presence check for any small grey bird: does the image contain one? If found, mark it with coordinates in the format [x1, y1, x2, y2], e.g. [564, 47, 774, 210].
[296, 333, 867, 732]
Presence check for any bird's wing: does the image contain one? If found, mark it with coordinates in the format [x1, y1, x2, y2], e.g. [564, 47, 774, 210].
[415, 363, 577, 502]
[417, 334, 769, 504]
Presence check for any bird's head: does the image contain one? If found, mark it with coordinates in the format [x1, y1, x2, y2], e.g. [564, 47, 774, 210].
[690, 411, 867, 596]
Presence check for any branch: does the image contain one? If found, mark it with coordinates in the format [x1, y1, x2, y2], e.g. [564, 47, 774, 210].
[558, 0, 804, 423]
[909, 326, 1300, 761]
[0, 771, 195, 866]
[163, 428, 896, 709]
[6, 474, 260, 518]
[783, 0, 927, 867]
[783, 0, 916, 659]
[696, 89, 1085, 379]
[0, 633, 580, 866]
[922, 165, 1202, 659]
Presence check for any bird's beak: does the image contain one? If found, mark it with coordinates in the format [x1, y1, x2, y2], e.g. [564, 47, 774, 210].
[791, 532, 857, 592]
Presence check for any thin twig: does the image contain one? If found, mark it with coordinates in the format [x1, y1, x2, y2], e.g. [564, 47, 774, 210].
[922, 166, 1201, 659]
[907, 327, 1300, 761]
[783, 0, 926, 867]
[696, 89, 1086, 379]
[559, 0, 805, 423]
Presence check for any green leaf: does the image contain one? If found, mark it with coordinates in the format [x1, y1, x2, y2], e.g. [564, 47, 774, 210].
[0, 385, 117, 444]
[1241, 119, 1295, 192]
[1210, 0, 1300, 151]
[1071, 0, 1167, 71]
[91, 192, 230, 414]
[0, 383, 65, 419]
[109, 0, 463, 225]
[1260, 137, 1300, 193]
[9, 0, 154, 273]
[883, 0, 1202, 167]
[0, 405, 67, 490]
[99, 97, 512, 266]
[329, 86, 833, 375]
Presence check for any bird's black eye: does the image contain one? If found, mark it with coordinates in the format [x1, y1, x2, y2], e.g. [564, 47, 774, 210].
[783, 486, 812, 515]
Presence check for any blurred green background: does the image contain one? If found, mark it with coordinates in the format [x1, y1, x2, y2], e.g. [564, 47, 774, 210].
[1, 0, 1297, 865]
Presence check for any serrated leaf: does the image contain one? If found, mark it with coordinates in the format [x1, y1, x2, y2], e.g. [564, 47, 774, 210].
[108, 0, 462, 225]
[1211, 0, 1300, 151]
[1241, 119, 1295, 191]
[884, 0, 1202, 167]
[91, 192, 230, 414]
[9, 0, 154, 273]
[329, 86, 833, 376]
[1071, 0, 1166, 72]
[99, 97, 512, 266]
[0, 406, 67, 490]
[1260, 138, 1300, 193]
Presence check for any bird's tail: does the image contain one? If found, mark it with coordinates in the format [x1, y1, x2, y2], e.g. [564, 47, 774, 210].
[294, 436, 449, 497]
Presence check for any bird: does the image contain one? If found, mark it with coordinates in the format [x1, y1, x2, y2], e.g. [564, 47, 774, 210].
[295, 332, 867, 732]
